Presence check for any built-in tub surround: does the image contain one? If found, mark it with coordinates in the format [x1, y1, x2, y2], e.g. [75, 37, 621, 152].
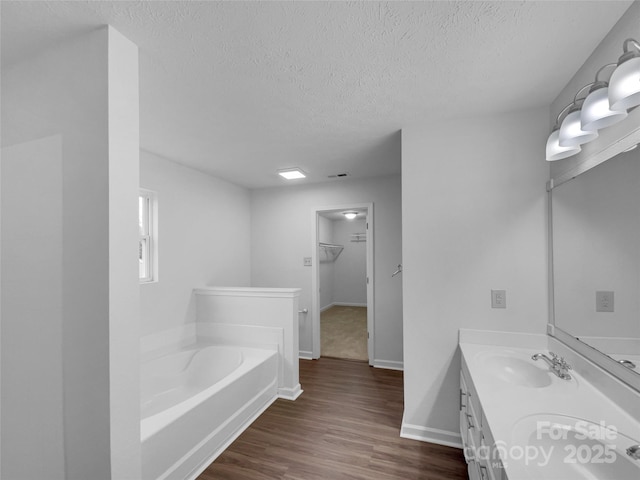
[140, 286, 303, 479]
[141, 342, 278, 480]
[459, 329, 640, 480]
[195, 286, 303, 400]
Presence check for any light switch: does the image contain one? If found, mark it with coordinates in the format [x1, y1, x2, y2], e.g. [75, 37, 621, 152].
[596, 291, 614, 312]
[491, 290, 506, 309]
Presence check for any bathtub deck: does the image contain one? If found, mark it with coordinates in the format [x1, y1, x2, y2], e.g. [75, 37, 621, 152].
[198, 357, 467, 480]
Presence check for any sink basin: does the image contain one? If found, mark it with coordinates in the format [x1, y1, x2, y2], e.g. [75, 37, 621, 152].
[510, 414, 640, 479]
[478, 352, 553, 388]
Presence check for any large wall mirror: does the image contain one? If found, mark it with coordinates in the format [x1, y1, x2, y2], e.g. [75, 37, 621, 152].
[551, 144, 640, 391]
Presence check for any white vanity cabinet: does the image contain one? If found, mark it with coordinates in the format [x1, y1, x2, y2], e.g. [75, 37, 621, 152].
[460, 364, 506, 480]
[459, 333, 640, 480]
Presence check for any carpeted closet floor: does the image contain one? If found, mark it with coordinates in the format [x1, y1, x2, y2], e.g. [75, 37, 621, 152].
[320, 305, 368, 361]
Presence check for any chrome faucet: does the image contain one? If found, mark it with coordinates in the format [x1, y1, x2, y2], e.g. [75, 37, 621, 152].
[532, 352, 572, 380]
[627, 445, 640, 460]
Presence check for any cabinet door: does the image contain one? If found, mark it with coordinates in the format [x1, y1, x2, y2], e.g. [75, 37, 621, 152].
[466, 397, 481, 452]
[460, 372, 469, 442]
[480, 415, 507, 480]
[461, 370, 483, 466]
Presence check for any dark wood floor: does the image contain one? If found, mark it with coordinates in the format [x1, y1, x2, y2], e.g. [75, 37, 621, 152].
[198, 358, 467, 479]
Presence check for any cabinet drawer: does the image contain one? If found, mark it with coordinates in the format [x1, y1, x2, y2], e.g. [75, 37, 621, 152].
[461, 361, 482, 425]
[467, 397, 482, 449]
[460, 372, 469, 442]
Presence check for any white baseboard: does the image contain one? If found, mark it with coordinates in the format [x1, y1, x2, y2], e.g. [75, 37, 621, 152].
[278, 383, 303, 401]
[400, 421, 462, 449]
[320, 302, 367, 312]
[373, 359, 404, 371]
[298, 354, 401, 370]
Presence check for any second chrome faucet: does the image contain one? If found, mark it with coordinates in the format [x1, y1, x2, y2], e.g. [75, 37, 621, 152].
[532, 352, 572, 380]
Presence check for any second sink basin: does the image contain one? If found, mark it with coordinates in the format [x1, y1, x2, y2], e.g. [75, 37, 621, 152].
[510, 414, 640, 480]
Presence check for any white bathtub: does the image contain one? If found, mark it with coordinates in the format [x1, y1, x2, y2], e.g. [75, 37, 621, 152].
[141, 344, 278, 480]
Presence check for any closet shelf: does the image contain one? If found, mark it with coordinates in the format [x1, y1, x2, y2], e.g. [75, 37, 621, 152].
[318, 242, 344, 263]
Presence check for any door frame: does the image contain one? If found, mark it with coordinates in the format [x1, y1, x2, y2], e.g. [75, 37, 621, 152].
[311, 203, 374, 365]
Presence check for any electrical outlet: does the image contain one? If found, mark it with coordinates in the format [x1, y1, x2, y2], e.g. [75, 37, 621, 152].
[303, 257, 312, 266]
[491, 290, 506, 309]
[596, 291, 614, 312]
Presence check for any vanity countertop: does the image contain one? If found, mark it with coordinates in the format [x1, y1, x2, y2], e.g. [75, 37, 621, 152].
[460, 341, 640, 479]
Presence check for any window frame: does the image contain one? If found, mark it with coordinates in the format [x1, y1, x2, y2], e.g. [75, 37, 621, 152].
[139, 189, 158, 283]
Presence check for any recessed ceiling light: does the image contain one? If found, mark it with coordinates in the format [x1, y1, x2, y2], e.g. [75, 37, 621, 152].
[278, 168, 306, 180]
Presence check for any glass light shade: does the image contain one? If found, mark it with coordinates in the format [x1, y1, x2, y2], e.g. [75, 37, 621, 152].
[558, 110, 598, 147]
[546, 129, 581, 161]
[343, 212, 357, 220]
[609, 56, 640, 111]
[581, 87, 627, 131]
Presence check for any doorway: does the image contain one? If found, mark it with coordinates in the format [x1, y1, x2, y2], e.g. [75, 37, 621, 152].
[311, 203, 374, 364]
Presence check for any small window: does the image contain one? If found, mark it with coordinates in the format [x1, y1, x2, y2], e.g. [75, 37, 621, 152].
[139, 190, 157, 282]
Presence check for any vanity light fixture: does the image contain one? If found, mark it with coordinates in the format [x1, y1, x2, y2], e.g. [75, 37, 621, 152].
[278, 168, 306, 180]
[343, 211, 358, 220]
[558, 86, 598, 147]
[546, 104, 582, 161]
[546, 129, 582, 161]
[581, 64, 628, 131]
[547, 38, 640, 162]
[608, 38, 640, 112]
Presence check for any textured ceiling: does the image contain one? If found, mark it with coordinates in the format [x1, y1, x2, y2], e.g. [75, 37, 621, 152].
[1, 1, 632, 188]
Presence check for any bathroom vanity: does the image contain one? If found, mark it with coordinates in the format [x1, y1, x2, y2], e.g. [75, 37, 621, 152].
[459, 349, 505, 480]
[459, 330, 640, 480]
[457, 88, 640, 479]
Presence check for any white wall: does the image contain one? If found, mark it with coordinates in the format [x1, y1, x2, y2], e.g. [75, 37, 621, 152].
[401, 108, 550, 445]
[1, 26, 141, 479]
[139, 151, 252, 336]
[250, 175, 403, 365]
[318, 215, 334, 244]
[333, 218, 367, 305]
[0, 94, 2, 476]
[1, 136, 65, 480]
[107, 28, 142, 479]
